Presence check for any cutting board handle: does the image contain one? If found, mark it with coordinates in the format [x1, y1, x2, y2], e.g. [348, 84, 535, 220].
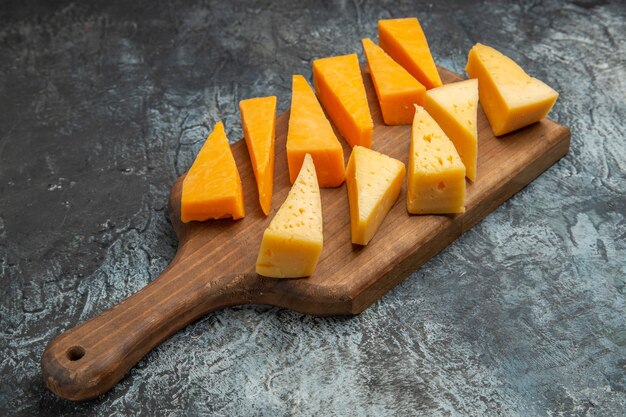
[41, 256, 259, 401]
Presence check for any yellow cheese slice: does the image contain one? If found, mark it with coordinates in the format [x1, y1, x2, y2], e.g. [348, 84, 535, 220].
[465, 43, 559, 136]
[424, 79, 478, 181]
[181, 122, 244, 222]
[287, 75, 345, 188]
[346, 146, 405, 245]
[378, 17, 442, 90]
[240, 96, 276, 216]
[256, 154, 323, 278]
[361, 38, 426, 125]
[312, 54, 374, 148]
[407, 106, 466, 214]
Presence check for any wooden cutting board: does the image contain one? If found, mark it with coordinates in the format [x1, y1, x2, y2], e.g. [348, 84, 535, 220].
[41, 67, 570, 401]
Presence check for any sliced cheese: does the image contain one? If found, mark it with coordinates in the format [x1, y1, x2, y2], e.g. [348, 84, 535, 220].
[312, 54, 374, 148]
[181, 122, 244, 222]
[240, 96, 276, 215]
[407, 106, 465, 214]
[465, 43, 559, 136]
[346, 146, 406, 245]
[256, 154, 323, 278]
[424, 79, 479, 181]
[362, 38, 426, 125]
[287, 75, 345, 188]
[378, 17, 442, 90]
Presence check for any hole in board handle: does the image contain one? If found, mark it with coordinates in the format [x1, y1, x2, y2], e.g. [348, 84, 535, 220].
[66, 346, 85, 361]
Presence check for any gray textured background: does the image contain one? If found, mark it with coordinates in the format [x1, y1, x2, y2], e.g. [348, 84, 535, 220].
[1, 0, 625, 415]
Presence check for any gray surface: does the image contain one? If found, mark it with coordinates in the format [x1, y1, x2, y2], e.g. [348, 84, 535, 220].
[1, 0, 625, 415]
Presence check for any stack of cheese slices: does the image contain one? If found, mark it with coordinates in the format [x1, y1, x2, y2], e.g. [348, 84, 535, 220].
[180, 17, 559, 278]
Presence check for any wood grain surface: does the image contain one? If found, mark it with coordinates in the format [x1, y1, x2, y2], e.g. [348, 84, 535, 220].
[41, 66, 570, 401]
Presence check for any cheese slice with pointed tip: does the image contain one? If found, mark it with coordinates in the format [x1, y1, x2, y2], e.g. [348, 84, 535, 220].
[181, 122, 244, 222]
[407, 106, 465, 214]
[240, 96, 276, 215]
[287, 75, 345, 188]
[346, 146, 406, 245]
[424, 79, 478, 181]
[312, 54, 373, 148]
[378, 17, 442, 90]
[465, 43, 559, 136]
[256, 154, 323, 278]
[361, 38, 426, 125]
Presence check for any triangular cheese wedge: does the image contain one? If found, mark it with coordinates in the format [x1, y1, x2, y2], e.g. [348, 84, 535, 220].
[240, 96, 276, 215]
[256, 154, 323, 278]
[312, 54, 373, 148]
[287, 75, 345, 188]
[361, 38, 426, 125]
[407, 106, 465, 214]
[424, 79, 479, 181]
[466, 43, 558, 136]
[378, 17, 442, 90]
[346, 146, 406, 245]
[181, 122, 244, 222]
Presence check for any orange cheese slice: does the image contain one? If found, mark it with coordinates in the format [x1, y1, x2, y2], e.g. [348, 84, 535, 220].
[361, 38, 426, 125]
[287, 75, 345, 188]
[407, 106, 465, 214]
[378, 17, 442, 90]
[181, 122, 244, 222]
[424, 79, 479, 181]
[240, 96, 276, 215]
[346, 146, 406, 245]
[312, 54, 373, 148]
[256, 154, 323, 278]
[466, 43, 559, 136]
